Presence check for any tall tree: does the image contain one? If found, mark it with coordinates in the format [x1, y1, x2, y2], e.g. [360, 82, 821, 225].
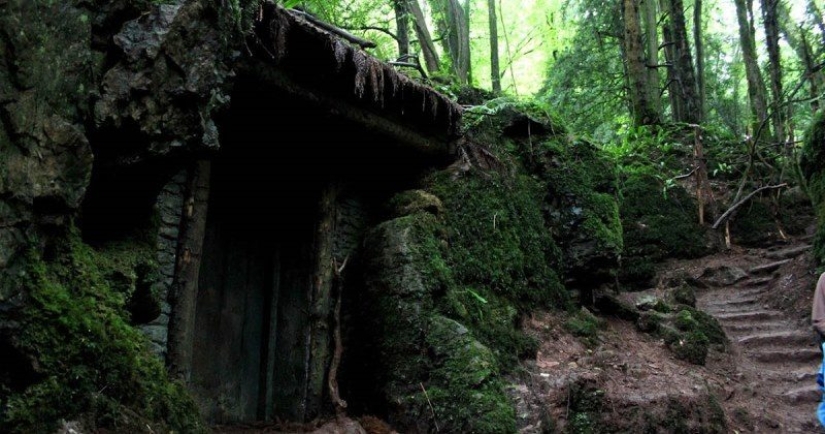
[733, 0, 772, 142]
[488, 0, 501, 92]
[761, 0, 785, 144]
[693, 0, 705, 119]
[393, 0, 410, 57]
[776, 2, 822, 111]
[430, 0, 471, 83]
[662, 0, 700, 123]
[409, 0, 441, 75]
[623, 0, 660, 125]
[642, 0, 661, 113]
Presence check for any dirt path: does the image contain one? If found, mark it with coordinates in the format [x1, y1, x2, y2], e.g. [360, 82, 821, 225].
[694, 241, 822, 432]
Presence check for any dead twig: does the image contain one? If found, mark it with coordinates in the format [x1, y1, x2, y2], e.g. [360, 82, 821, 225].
[328, 255, 350, 414]
[420, 382, 440, 432]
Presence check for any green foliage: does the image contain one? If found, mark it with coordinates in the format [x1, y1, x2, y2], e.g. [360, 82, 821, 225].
[1, 228, 203, 433]
[801, 111, 825, 265]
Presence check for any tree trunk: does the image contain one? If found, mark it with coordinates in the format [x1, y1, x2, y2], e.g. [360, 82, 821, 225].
[668, 0, 700, 123]
[394, 0, 410, 57]
[660, 0, 683, 122]
[761, 0, 784, 145]
[777, 2, 822, 111]
[693, 0, 705, 120]
[488, 0, 501, 92]
[430, 0, 471, 83]
[463, 0, 472, 84]
[733, 0, 772, 142]
[167, 160, 212, 382]
[623, 0, 660, 125]
[409, 0, 441, 74]
[642, 0, 661, 113]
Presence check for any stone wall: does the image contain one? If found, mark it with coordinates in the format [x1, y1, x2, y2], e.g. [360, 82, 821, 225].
[140, 169, 187, 358]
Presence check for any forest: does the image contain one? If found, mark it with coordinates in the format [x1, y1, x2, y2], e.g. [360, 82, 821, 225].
[1, 0, 825, 432]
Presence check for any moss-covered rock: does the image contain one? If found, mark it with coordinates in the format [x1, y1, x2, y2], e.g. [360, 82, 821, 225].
[800, 111, 825, 265]
[0, 228, 203, 433]
[619, 171, 711, 289]
[357, 210, 516, 433]
[729, 199, 783, 247]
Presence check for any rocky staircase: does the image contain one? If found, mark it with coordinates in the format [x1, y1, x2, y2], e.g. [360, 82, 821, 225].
[697, 243, 823, 432]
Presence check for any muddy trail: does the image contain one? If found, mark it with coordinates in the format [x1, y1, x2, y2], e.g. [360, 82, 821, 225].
[508, 232, 825, 433]
[695, 239, 822, 432]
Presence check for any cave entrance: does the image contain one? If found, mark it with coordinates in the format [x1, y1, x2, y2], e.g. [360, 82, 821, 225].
[187, 74, 437, 424]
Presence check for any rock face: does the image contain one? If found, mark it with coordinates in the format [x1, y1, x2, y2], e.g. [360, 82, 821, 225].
[801, 111, 825, 265]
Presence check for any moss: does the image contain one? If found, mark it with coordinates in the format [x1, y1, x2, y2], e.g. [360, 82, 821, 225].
[0, 227, 203, 433]
[565, 308, 605, 347]
[663, 307, 725, 365]
[619, 171, 710, 289]
[800, 111, 825, 265]
[421, 315, 516, 434]
[565, 383, 605, 434]
[530, 139, 623, 284]
[425, 170, 567, 367]
[670, 284, 696, 307]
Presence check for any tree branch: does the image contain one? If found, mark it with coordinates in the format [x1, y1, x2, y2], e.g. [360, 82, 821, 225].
[712, 183, 788, 229]
[289, 9, 377, 49]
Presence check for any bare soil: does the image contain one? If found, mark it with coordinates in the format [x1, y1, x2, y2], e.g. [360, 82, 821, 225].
[510, 232, 825, 433]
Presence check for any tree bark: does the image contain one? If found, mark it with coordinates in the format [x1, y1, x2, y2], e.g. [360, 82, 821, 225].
[734, 0, 772, 142]
[693, 0, 705, 120]
[623, 0, 660, 125]
[660, 0, 683, 122]
[667, 0, 700, 123]
[167, 160, 212, 382]
[488, 0, 501, 92]
[761, 0, 784, 145]
[409, 0, 441, 75]
[430, 0, 471, 83]
[642, 0, 661, 113]
[394, 0, 410, 57]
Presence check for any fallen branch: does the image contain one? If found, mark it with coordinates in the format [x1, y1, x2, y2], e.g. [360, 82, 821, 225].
[712, 183, 788, 229]
[289, 9, 377, 49]
[674, 167, 698, 180]
[420, 382, 440, 432]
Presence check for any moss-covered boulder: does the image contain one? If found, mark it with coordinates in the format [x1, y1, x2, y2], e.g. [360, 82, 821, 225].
[0, 229, 203, 433]
[463, 100, 623, 290]
[800, 111, 825, 265]
[619, 171, 711, 289]
[355, 209, 516, 433]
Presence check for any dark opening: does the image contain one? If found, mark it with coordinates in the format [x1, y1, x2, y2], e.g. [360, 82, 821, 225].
[190, 74, 434, 424]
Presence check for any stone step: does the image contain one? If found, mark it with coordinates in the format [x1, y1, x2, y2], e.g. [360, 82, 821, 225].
[749, 260, 792, 276]
[715, 311, 784, 322]
[783, 384, 822, 404]
[723, 320, 789, 334]
[743, 276, 775, 288]
[703, 296, 761, 309]
[766, 245, 811, 260]
[737, 331, 815, 348]
[749, 348, 821, 364]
